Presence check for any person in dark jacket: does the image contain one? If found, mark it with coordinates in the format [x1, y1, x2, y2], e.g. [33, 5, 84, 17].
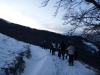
[50, 41, 52, 53]
[60, 41, 66, 60]
[57, 41, 61, 59]
[39, 40, 43, 48]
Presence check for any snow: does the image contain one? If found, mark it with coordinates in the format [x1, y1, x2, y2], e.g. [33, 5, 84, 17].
[82, 40, 99, 53]
[0, 33, 97, 75]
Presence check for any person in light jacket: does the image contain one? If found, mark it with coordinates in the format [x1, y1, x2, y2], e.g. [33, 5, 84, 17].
[51, 41, 56, 55]
[67, 43, 74, 66]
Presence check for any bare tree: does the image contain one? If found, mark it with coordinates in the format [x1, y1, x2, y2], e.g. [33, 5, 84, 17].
[41, 0, 100, 36]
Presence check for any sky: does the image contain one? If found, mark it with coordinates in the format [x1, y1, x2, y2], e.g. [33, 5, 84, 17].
[0, 33, 97, 75]
[0, 0, 73, 34]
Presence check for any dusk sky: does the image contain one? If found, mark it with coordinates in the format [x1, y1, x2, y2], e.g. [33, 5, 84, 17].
[0, 0, 81, 34]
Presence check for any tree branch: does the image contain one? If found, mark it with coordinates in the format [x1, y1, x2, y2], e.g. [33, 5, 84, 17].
[41, 0, 50, 7]
[85, 0, 100, 9]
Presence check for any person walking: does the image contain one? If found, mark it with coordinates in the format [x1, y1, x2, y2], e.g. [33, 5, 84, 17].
[39, 40, 43, 48]
[51, 41, 56, 55]
[67, 43, 74, 66]
[60, 41, 66, 60]
[50, 41, 53, 53]
[65, 47, 68, 59]
[57, 41, 61, 59]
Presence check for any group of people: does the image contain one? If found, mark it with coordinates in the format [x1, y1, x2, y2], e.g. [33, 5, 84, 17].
[50, 40, 78, 66]
[39, 40, 47, 49]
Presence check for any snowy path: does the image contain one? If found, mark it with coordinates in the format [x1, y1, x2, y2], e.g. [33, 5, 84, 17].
[50, 53, 95, 75]
[0, 33, 97, 75]
[22, 45, 96, 75]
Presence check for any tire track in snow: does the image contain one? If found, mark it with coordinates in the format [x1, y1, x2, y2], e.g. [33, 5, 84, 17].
[52, 55, 65, 75]
[36, 54, 57, 75]
[37, 54, 51, 61]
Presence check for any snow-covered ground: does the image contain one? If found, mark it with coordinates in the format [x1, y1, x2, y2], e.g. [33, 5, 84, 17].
[82, 40, 99, 53]
[0, 33, 97, 75]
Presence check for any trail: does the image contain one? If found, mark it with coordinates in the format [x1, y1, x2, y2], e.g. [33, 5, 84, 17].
[0, 33, 97, 75]
[22, 46, 96, 75]
[52, 52, 96, 75]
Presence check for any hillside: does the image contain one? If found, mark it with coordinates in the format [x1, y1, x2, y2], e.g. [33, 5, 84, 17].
[0, 18, 67, 47]
[0, 18, 100, 71]
[0, 33, 97, 75]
